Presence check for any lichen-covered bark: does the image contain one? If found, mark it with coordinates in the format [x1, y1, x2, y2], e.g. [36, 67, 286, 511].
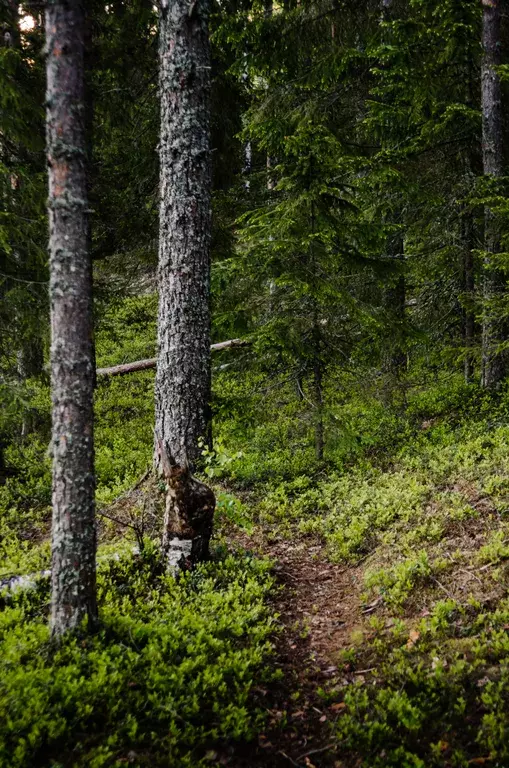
[481, 0, 506, 388]
[46, 0, 97, 637]
[155, 0, 212, 472]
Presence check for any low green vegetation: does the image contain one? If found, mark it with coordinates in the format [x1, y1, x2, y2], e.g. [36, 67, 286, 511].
[4, 296, 509, 766]
[330, 596, 509, 767]
[0, 546, 276, 768]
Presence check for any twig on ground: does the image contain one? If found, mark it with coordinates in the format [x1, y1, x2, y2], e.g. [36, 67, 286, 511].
[297, 743, 335, 761]
[278, 750, 302, 767]
[457, 567, 483, 585]
[431, 576, 453, 598]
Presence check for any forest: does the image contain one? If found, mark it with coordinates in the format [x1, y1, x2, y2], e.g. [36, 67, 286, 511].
[3, 0, 509, 765]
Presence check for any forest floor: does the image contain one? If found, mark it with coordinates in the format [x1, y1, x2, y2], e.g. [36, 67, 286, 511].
[228, 529, 365, 768]
[222, 470, 509, 767]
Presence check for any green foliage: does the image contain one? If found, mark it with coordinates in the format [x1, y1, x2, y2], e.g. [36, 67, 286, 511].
[0, 546, 276, 768]
[214, 491, 254, 533]
[477, 531, 509, 566]
[364, 551, 446, 609]
[0, 535, 49, 582]
[332, 598, 509, 766]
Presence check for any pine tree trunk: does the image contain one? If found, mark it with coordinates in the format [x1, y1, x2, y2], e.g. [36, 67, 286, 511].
[462, 211, 475, 383]
[155, 0, 212, 473]
[481, 0, 506, 388]
[46, 0, 97, 637]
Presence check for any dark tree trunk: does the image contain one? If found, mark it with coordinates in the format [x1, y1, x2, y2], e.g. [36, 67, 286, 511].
[46, 0, 97, 637]
[462, 211, 475, 383]
[481, 0, 506, 388]
[155, 0, 212, 471]
[155, 0, 214, 567]
[264, 0, 276, 190]
[312, 331, 324, 464]
[385, 230, 406, 378]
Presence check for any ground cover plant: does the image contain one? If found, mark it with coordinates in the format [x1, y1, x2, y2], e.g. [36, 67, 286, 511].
[4, 293, 509, 766]
[0, 546, 276, 768]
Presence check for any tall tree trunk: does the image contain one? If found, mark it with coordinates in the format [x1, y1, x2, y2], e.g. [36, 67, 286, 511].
[156, 0, 214, 569]
[385, 230, 406, 379]
[481, 0, 506, 388]
[312, 324, 324, 464]
[46, 0, 97, 637]
[264, 0, 276, 190]
[462, 209, 475, 383]
[155, 0, 212, 471]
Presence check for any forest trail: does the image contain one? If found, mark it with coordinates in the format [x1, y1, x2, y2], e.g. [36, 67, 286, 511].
[229, 531, 367, 768]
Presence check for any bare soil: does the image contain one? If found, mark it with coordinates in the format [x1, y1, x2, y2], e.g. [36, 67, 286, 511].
[225, 531, 367, 768]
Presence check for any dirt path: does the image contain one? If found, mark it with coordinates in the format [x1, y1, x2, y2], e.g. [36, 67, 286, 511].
[228, 533, 367, 768]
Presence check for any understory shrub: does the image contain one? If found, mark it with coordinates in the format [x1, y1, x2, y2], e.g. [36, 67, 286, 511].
[333, 598, 509, 766]
[0, 545, 276, 768]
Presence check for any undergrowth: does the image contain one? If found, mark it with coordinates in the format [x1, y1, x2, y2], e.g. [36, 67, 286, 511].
[4, 295, 509, 767]
[0, 544, 276, 768]
[328, 596, 509, 766]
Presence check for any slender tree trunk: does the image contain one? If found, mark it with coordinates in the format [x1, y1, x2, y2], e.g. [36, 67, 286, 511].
[386, 230, 406, 378]
[312, 326, 324, 464]
[462, 210, 475, 383]
[481, 0, 506, 388]
[46, 0, 97, 637]
[155, 0, 212, 473]
[264, 0, 276, 191]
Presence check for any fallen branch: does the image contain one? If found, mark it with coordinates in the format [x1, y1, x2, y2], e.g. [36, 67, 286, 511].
[96, 338, 251, 378]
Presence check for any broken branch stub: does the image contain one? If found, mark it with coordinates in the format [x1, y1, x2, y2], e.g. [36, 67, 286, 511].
[157, 441, 215, 573]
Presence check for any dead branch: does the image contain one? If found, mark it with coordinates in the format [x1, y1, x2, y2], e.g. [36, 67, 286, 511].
[96, 338, 251, 378]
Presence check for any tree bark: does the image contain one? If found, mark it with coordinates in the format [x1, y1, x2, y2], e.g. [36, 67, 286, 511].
[385, 230, 406, 379]
[46, 0, 97, 637]
[155, 0, 212, 472]
[462, 210, 475, 383]
[155, 0, 214, 569]
[481, 0, 506, 388]
[157, 441, 215, 572]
